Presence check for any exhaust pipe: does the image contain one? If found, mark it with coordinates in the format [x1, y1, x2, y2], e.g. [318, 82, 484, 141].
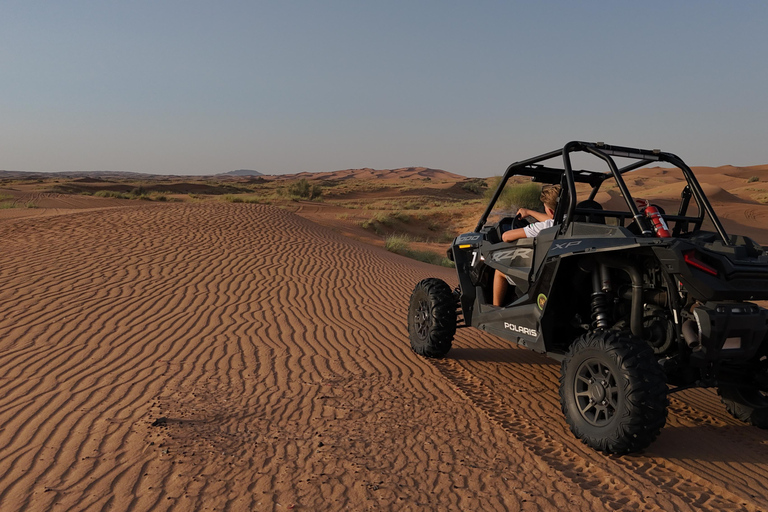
[682, 319, 700, 349]
[596, 257, 643, 338]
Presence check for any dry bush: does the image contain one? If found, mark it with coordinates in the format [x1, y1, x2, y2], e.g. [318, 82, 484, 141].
[484, 179, 542, 210]
[287, 179, 323, 200]
[385, 234, 454, 268]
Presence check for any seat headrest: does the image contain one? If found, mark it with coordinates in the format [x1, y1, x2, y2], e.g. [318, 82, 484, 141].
[574, 200, 604, 224]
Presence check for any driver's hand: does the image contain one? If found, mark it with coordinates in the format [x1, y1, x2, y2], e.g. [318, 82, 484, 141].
[517, 208, 529, 218]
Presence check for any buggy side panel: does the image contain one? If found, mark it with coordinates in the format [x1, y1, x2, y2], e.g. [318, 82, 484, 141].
[483, 237, 535, 294]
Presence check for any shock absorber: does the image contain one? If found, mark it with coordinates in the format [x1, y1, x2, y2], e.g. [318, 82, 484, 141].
[591, 264, 612, 330]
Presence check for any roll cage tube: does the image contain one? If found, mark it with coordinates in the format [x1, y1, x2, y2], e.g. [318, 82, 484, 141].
[664, 153, 731, 244]
[585, 158, 653, 202]
[474, 141, 731, 245]
[583, 142, 731, 245]
[557, 141, 653, 234]
[474, 148, 562, 232]
[577, 143, 653, 236]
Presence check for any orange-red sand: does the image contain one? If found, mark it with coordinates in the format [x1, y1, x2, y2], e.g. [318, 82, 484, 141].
[1, 200, 768, 511]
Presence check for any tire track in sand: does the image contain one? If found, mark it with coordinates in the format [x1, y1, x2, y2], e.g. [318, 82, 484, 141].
[434, 329, 768, 511]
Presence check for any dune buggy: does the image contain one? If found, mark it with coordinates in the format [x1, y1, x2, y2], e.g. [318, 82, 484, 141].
[408, 141, 768, 454]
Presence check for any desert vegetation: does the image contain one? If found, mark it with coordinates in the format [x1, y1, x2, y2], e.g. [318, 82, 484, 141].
[0, 193, 36, 209]
[484, 178, 543, 210]
[384, 234, 455, 267]
[461, 177, 488, 194]
[287, 178, 323, 200]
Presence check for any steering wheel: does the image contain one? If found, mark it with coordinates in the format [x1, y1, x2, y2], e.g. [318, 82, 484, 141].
[497, 214, 529, 240]
[512, 213, 529, 230]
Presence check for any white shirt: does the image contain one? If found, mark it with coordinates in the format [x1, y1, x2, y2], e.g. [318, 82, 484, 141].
[523, 219, 554, 238]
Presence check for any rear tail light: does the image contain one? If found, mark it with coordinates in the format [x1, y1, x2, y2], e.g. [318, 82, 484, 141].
[684, 251, 718, 276]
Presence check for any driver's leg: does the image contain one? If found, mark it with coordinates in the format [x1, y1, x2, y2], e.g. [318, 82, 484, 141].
[493, 270, 508, 306]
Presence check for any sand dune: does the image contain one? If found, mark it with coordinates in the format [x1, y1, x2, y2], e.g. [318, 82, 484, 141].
[268, 167, 466, 182]
[1, 203, 768, 511]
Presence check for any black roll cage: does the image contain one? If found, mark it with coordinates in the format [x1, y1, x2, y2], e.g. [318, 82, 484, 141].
[474, 141, 731, 245]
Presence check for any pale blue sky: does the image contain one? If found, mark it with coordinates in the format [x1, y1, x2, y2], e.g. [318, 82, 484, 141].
[2, 1, 766, 176]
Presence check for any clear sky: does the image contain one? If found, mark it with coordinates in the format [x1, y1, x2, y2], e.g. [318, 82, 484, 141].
[2, 1, 767, 176]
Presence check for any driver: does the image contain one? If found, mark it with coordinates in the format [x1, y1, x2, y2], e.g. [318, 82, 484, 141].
[493, 184, 561, 306]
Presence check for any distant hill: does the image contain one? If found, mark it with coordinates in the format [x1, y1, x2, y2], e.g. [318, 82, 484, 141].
[220, 169, 263, 176]
[0, 170, 174, 180]
[268, 167, 465, 181]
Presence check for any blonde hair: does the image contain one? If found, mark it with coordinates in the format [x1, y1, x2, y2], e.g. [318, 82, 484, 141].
[540, 184, 561, 211]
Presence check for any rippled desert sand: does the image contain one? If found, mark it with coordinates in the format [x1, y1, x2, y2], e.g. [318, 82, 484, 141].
[1, 201, 768, 511]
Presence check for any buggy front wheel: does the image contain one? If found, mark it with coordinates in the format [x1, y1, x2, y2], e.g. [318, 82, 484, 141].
[407, 278, 456, 358]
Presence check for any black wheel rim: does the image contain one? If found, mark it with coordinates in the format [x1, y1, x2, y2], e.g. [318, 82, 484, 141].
[574, 358, 619, 427]
[414, 299, 431, 340]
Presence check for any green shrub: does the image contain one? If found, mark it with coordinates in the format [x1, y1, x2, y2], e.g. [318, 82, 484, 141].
[223, 194, 260, 204]
[748, 176, 760, 183]
[360, 212, 411, 232]
[360, 218, 382, 232]
[0, 193, 15, 208]
[385, 234, 412, 253]
[462, 178, 488, 194]
[391, 211, 410, 223]
[385, 234, 455, 268]
[361, 213, 388, 230]
[288, 179, 323, 200]
[94, 190, 130, 199]
[93, 189, 174, 201]
[484, 179, 542, 210]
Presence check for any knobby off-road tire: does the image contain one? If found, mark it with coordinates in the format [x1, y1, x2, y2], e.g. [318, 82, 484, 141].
[718, 385, 768, 428]
[559, 330, 668, 454]
[407, 278, 456, 358]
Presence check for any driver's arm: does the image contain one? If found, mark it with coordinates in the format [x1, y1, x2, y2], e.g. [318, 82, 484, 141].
[517, 207, 550, 223]
[501, 228, 527, 242]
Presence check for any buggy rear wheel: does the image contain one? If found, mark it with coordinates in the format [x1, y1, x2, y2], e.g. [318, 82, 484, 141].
[718, 385, 768, 428]
[407, 278, 456, 358]
[559, 330, 668, 454]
